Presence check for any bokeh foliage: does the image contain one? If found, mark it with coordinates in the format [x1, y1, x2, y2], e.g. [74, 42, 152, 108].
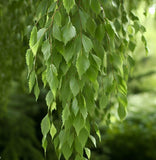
[0, 0, 156, 160]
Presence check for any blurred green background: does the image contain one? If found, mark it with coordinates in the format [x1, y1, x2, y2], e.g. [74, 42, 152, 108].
[0, 0, 156, 160]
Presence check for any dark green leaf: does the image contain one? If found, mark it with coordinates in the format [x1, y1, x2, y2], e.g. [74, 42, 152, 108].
[118, 103, 127, 120]
[90, 0, 101, 15]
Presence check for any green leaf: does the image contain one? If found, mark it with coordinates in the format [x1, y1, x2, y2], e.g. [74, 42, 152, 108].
[86, 65, 98, 82]
[36, 0, 48, 21]
[29, 26, 37, 49]
[54, 11, 62, 26]
[75, 137, 83, 157]
[46, 65, 59, 98]
[63, 42, 75, 63]
[72, 98, 79, 116]
[63, 0, 75, 13]
[79, 9, 89, 31]
[90, 0, 101, 15]
[99, 94, 108, 109]
[73, 113, 84, 135]
[70, 77, 80, 97]
[62, 104, 70, 125]
[87, 18, 97, 36]
[89, 135, 96, 147]
[79, 96, 88, 120]
[62, 22, 76, 44]
[31, 28, 46, 56]
[62, 143, 72, 160]
[85, 148, 91, 159]
[75, 155, 82, 160]
[42, 39, 51, 61]
[92, 54, 101, 71]
[94, 123, 101, 142]
[78, 128, 89, 148]
[26, 49, 33, 72]
[129, 41, 136, 52]
[34, 81, 40, 101]
[53, 23, 62, 41]
[95, 24, 105, 42]
[42, 70, 47, 87]
[29, 70, 36, 93]
[118, 103, 127, 120]
[46, 91, 53, 107]
[82, 34, 93, 53]
[51, 102, 56, 113]
[65, 129, 74, 148]
[50, 123, 57, 139]
[42, 136, 47, 154]
[59, 130, 66, 148]
[41, 114, 50, 137]
[141, 35, 149, 55]
[76, 52, 90, 78]
[48, 2, 56, 13]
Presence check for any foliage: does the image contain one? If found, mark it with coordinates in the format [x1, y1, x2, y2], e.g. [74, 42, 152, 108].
[92, 107, 156, 160]
[0, 0, 36, 110]
[25, 0, 149, 159]
[0, 83, 44, 160]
